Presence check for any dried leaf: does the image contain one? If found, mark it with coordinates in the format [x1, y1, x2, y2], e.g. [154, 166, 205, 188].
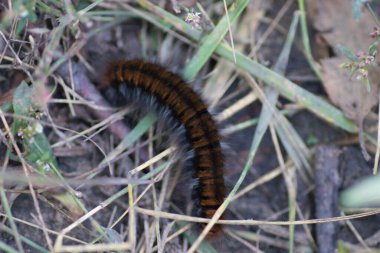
[321, 58, 379, 121]
[311, 0, 380, 160]
[321, 57, 380, 160]
[0, 88, 15, 110]
[312, 0, 377, 52]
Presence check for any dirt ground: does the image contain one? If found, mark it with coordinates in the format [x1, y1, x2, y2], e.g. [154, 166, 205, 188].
[1, 0, 380, 252]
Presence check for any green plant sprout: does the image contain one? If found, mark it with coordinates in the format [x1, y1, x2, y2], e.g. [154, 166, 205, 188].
[338, 26, 380, 91]
[338, 0, 380, 91]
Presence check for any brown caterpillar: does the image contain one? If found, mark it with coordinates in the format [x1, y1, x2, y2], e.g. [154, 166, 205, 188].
[102, 60, 226, 235]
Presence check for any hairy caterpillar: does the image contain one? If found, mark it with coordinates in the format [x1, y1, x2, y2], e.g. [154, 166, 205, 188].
[102, 60, 226, 235]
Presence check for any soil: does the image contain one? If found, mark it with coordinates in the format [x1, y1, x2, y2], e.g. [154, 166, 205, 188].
[1, 0, 380, 253]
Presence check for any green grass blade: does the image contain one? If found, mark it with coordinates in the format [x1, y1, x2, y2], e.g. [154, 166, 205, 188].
[136, 2, 357, 134]
[297, 0, 322, 79]
[183, 0, 249, 80]
[0, 242, 18, 253]
[340, 174, 380, 207]
[100, 112, 157, 167]
[217, 44, 357, 133]
[0, 224, 49, 253]
[0, 189, 24, 252]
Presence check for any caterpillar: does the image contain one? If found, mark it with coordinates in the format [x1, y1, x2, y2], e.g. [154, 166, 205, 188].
[102, 60, 226, 235]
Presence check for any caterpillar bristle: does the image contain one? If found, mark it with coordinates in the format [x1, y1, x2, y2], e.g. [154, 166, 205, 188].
[103, 60, 226, 236]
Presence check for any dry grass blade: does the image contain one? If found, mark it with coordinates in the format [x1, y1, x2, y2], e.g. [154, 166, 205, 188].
[137, 1, 357, 133]
[135, 206, 380, 226]
[2, 1, 380, 252]
[0, 109, 54, 251]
